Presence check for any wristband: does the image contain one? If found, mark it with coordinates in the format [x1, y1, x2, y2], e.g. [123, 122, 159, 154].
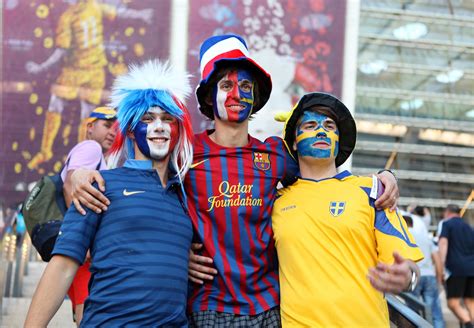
[405, 267, 418, 292]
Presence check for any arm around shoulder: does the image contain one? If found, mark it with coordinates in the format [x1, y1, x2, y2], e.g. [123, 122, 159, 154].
[69, 168, 109, 215]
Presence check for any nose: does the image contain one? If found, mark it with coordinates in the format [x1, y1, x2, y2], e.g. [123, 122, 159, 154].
[316, 131, 327, 138]
[153, 119, 165, 132]
[230, 84, 240, 99]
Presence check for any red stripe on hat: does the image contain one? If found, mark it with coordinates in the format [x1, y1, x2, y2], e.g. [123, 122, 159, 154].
[202, 49, 247, 80]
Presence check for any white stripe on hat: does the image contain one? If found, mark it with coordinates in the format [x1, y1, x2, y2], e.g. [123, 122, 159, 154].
[200, 37, 250, 75]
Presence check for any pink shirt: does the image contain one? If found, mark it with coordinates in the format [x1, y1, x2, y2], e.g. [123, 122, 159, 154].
[60, 140, 107, 181]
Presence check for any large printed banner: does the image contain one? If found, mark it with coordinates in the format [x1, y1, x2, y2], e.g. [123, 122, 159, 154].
[1, 0, 171, 208]
[1, 0, 346, 209]
[187, 0, 346, 139]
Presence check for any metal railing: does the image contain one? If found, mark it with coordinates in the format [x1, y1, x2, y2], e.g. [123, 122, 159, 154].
[1, 230, 35, 323]
[387, 294, 432, 327]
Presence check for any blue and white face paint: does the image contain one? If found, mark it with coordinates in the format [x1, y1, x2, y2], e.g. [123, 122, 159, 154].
[133, 107, 179, 160]
[212, 69, 254, 122]
[295, 111, 339, 159]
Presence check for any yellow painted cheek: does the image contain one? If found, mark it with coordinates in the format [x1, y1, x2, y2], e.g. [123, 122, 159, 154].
[327, 131, 339, 157]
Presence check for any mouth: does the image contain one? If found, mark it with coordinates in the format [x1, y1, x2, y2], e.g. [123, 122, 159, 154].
[312, 140, 330, 148]
[148, 136, 169, 145]
[226, 104, 246, 112]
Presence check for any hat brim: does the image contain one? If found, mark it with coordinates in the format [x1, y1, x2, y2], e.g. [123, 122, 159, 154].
[284, 93, 356, 167]
[196, 58, 272, 120]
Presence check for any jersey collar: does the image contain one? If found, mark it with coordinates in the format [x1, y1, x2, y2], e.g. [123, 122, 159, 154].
[299, 170, 352, 183]
[124, 159, 153, 170]
[123, 159, 181, 188]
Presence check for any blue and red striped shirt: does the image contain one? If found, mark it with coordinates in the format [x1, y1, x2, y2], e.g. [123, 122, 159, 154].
[185, 130, 298, 315]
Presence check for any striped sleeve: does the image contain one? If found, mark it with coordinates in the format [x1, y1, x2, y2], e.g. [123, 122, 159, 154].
[52, 192, 101, 264]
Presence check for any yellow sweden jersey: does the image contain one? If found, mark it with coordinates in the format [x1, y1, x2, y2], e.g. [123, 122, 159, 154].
[272, 171, 423, 327]
[55, 1, 116, 68]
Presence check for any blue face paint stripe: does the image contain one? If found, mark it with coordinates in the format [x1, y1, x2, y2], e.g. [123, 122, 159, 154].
[133, 121, 151, 158]
[237, 70, 254, 122]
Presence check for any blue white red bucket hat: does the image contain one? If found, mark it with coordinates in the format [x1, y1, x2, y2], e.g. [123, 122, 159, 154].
[196, 34, 272, 120]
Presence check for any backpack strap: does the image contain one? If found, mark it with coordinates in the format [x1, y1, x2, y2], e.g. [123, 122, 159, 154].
[95, 158, 103, 170]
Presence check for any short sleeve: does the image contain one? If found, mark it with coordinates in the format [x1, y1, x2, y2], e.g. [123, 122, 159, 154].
[374, 209, 424, 264]
[66, 140, 103, 172]
[52, 189, 101, 264]
[439, 221, 450, 239]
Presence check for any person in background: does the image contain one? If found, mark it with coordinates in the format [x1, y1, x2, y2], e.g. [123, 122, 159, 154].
[438, 204, 474, 328]
[60, 106, 116, 325]
[403, 213, 445, 328]
[408, 205, 432, 230]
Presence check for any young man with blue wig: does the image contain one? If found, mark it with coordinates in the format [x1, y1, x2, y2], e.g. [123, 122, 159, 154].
[25, 59, 194, 327]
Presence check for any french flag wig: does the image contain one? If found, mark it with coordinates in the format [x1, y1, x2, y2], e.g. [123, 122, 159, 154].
[108, 59, 194, 184]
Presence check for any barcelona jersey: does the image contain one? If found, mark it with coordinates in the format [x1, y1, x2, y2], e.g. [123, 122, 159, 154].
[185, 130, 298, 315]
[272, 171, 424, 327]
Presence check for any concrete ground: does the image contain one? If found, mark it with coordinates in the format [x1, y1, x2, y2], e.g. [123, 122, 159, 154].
[1, 261, 75, 328]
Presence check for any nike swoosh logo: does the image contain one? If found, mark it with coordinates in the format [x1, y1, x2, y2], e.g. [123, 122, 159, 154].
[123, 189, 146, 196]
[190, 159, 209, 169]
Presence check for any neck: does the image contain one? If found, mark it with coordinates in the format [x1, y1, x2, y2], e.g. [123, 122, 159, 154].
[134, 145, 170, 187]
[152, 158, 170, 187]
[298, 157, 338, 180]
[445, 213, 459, 219]
[210, 118, 249, 147]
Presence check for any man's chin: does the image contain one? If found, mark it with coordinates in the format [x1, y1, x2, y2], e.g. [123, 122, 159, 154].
[299, 154, 335, 162]
[149, 150, 170, 161]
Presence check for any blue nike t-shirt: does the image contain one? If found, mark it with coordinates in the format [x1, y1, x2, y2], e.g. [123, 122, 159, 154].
[52, 159, 192, 327]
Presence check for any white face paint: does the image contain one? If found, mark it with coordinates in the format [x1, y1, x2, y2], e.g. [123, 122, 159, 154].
[138, 106, 178, 160]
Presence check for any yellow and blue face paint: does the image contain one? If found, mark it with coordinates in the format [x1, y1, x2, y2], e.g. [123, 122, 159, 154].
[295, 111, 339, 159]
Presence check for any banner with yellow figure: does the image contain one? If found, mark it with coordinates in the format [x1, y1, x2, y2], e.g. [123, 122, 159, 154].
[1, 0, 170, 208]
